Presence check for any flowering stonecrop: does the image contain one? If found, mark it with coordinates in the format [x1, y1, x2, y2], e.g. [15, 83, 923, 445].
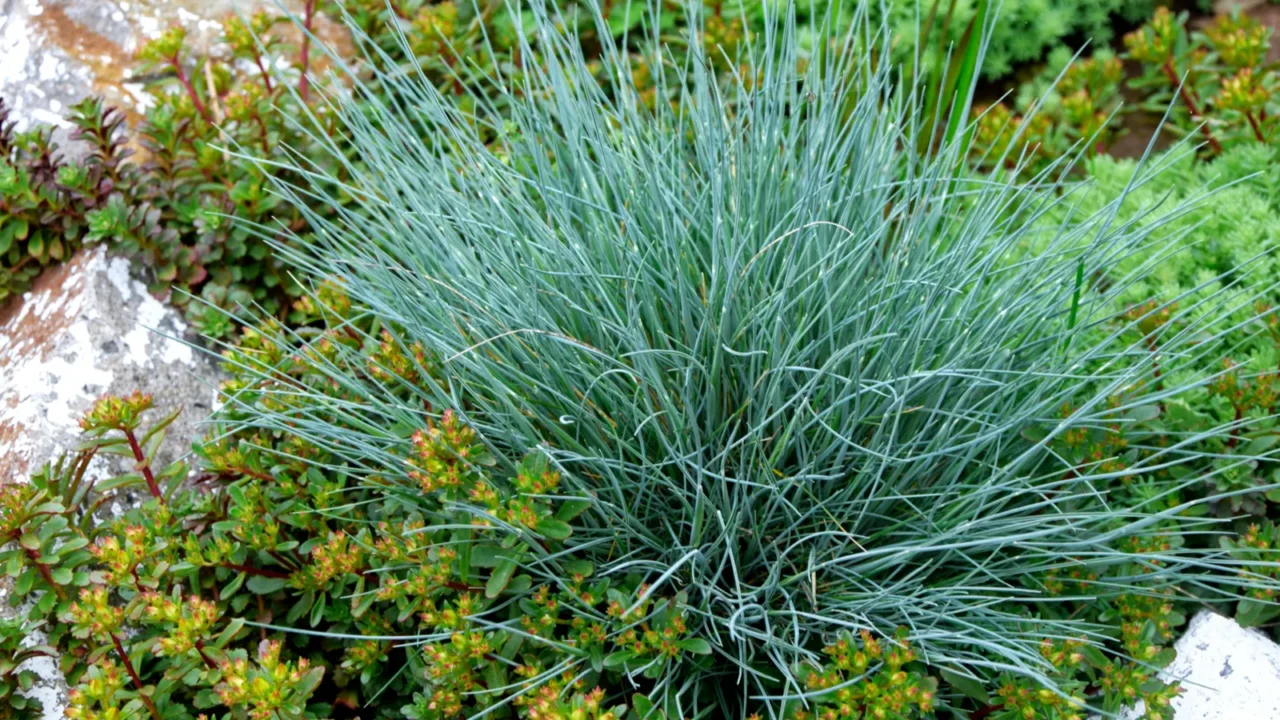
[80, 391, 154, 436]
[987, 632, 1181, 720]
[1221, 521, 1280, 627]
[214, 642, 325, 720]
[1205, 12, 1271, 70]
[787, 629, 936, 720]
[970, 51, 1123, 175]
[63, 662, 144, 720]
[980, 6, 1279, 178]
[970, 103, 1060, 171]
[0, 617, 56, 720]
[408, 409, 493, 499]
[0, 285, 715, 720]
[1125, 8, 1278, 152]
[1123, 7, 1180, 65]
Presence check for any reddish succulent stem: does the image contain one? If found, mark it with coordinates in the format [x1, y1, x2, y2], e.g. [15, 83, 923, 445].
[123, 428, 163, 500]
[969, 704, 1005, 720]
[24, 549, 67, 600]
[444, 580, 487, 593]
[253, 54, 275, 94]
[1146, 335, 1166, 413]
[267, 548, 297, 569]
[1245, 111, 1266, 143]
[253, 111, 272, 154]
[111, 633, 162, 720]
[221, 465, 274, 483]
[299, 0, 316, 102]
[1227, 405, 1243, 450]
[1147, 337, 1162, 386]
[1160, 60, 1222, 154]
[170, 56, 213, 124]
[194, 640, 218, 669]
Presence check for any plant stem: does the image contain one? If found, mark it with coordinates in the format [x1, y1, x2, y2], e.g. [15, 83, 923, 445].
[221, 465, 275, 483]
[1245, 110, 1265, 143]
[24, 549, 67, 600]
[299, 0, 315, 102]
[253, 111, 272, 154]
[1227, 405, 1243, 450]
[969, 703, 1005, 720]
[123, 428, 163, 500]
[170, 56, 213, 125]
[1146, 336, 1162, 386]
[110, 633, 162, 720]
[1160, 60, 1222, 154]
[253, 53, 275, 94]
[194, 640, 218, 669]
[444, 580, 487, 593]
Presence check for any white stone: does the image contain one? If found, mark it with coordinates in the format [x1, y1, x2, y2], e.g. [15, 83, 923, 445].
[1126, 610, 1280, 719]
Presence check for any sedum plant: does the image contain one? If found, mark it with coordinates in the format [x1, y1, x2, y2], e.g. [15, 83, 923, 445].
[1023, 143, 1280, 622]
[0, 0, 758, 339]
[970, 47, 1125, 174]
[972, 7, 1280, 179]
[214, 0, 1279, 717]
[0, 97, 130, 303]
[79, 17, 344, 340]
[1124, 7, 1279, 155]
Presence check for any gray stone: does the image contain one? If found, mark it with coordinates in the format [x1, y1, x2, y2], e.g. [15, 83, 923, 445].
[0, 2, 341, 717]
[1, 0, 345, 147]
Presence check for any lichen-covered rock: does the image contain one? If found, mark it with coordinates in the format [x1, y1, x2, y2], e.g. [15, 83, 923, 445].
[1122, 610, 1280, 719]
[0, 246, 222, 480]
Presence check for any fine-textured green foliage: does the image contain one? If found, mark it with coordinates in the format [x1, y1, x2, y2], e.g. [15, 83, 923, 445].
[1053, 146, 1279, 353]
[210, 1, 1279, 717]
[886, 0, 1154, 79]
[1027, 144, 1280, 570]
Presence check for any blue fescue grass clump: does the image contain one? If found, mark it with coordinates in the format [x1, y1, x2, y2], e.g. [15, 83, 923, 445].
[221, 1, 1278, 716]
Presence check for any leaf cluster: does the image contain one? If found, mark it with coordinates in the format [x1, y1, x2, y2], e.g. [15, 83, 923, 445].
[0, 98, 129, 302]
